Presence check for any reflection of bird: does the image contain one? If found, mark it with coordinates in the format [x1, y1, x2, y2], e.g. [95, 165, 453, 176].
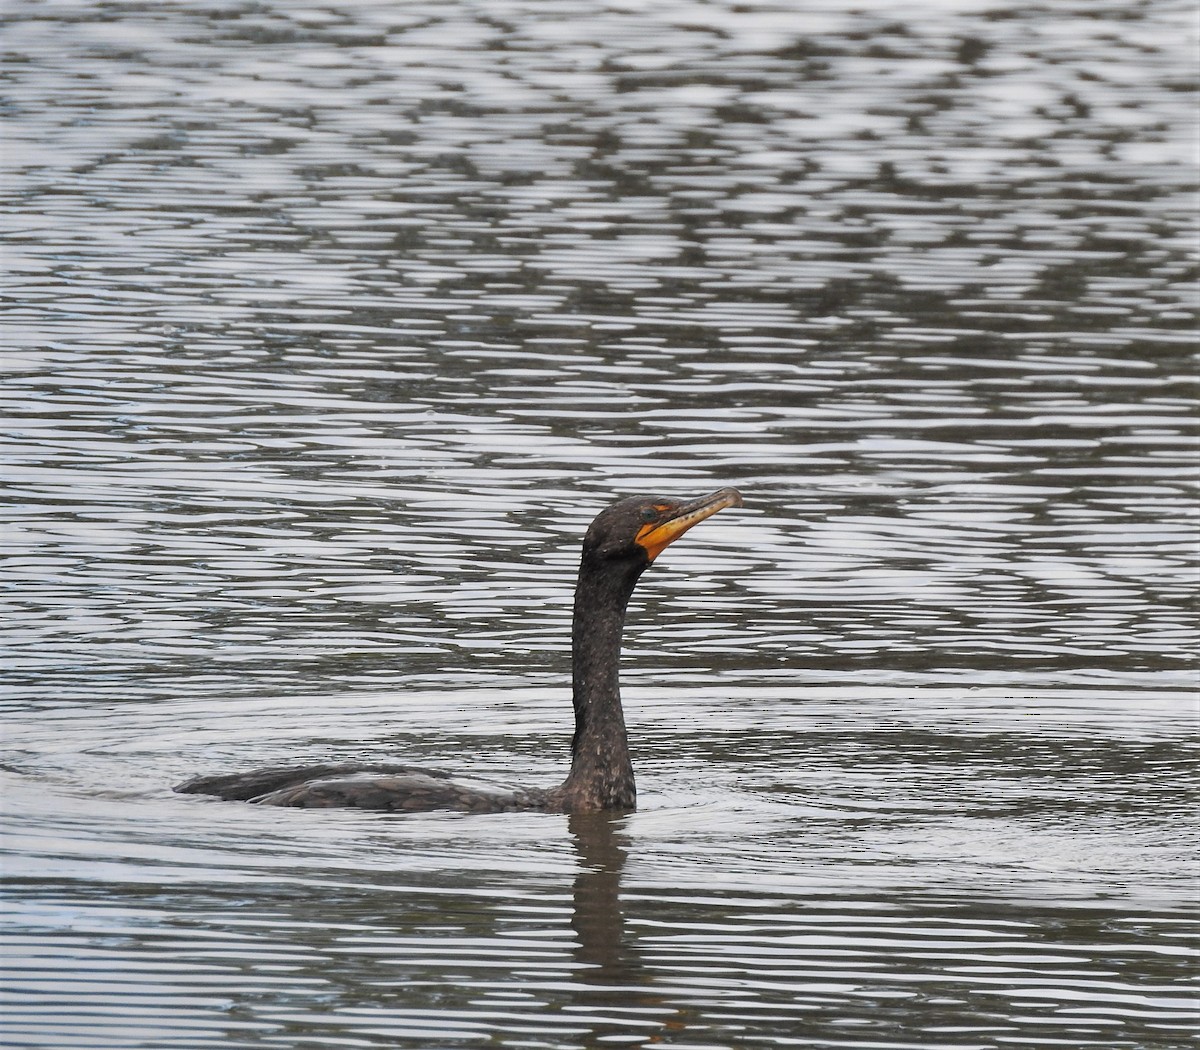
[176, 488, 742, 813]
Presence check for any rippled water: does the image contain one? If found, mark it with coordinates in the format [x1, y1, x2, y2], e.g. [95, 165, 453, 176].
[2, 0, 1197, 1047]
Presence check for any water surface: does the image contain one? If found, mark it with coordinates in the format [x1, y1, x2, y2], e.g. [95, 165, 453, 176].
[1, 0, 1197, 1047]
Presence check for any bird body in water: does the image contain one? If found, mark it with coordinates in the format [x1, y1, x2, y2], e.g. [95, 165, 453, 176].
[176, 487, 742, 813]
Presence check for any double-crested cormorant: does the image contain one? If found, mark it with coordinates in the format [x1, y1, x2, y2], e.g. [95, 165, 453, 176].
[175, 487, 742, 813]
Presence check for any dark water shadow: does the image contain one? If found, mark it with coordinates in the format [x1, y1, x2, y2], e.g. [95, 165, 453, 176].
[567, 810, 685, 1045]
[568, 810, 637, 983]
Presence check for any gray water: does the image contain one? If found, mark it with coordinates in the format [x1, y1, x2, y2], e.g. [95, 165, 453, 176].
[1, 0, 1197, 1047]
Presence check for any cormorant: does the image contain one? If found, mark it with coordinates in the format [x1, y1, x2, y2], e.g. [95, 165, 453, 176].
[175, 487, 742, 812]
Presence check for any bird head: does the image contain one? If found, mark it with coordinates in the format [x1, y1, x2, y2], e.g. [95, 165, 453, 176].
[582, 487, 743, 568]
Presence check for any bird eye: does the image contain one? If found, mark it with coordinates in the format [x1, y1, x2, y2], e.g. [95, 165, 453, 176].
[640, 506, 659, 523]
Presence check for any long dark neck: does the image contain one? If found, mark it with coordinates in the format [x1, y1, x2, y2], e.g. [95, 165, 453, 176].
[560, 556, 644, 810]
